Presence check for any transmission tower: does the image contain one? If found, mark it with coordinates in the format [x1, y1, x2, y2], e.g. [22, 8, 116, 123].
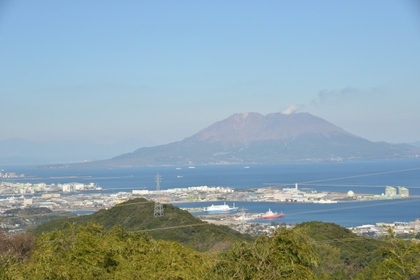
[155, 173, 161, 191]
[238, 207, 248, 232]
[154, 201, 164, 217]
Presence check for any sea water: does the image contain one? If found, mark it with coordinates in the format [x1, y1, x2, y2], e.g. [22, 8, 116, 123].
[2, 159, 420, 227]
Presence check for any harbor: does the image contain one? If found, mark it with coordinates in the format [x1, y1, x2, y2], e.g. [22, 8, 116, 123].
[1, 186, 420, 236]
[1, 160, 419, 235]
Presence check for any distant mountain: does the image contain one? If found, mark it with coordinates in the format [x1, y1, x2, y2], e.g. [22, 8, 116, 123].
[60, 112, 420, 168]
[409, 141, 420, 147]
[0, 138, 143, 165]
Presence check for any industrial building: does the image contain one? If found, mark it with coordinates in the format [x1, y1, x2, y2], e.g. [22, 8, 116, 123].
[385, 186, 397, 197]
[398, 186, 409, 197]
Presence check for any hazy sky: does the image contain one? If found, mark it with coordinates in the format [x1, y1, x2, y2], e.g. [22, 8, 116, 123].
[1, 0, 420, 146]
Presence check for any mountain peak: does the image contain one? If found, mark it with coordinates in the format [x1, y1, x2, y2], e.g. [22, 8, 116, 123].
[233, 112, 260, 119]
[55, 112, 420, 168]
[183, 112, 352, 148]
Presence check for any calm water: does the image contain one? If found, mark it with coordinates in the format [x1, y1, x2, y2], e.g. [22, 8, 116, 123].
[2, 159, 420, 227]
[174, 199, 420, 227]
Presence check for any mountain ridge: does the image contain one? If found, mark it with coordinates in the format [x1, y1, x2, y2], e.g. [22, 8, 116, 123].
[182, 112, 357, 148]
[49, 112, 419, 168]
[32, 197, 253, 252]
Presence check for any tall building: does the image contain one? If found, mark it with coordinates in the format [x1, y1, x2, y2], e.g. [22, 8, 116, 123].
[385, 186, 397, 197]
[398, 186, 409, 197]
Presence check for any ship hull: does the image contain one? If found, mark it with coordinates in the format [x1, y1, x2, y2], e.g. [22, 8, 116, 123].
[206, 209, 238, 213]
[261, 208, 285, 219]
[314, 200, 337, 204]
[261, 214, 285, 219]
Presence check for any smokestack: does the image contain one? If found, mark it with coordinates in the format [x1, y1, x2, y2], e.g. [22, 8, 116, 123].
[295, 183, 298, 191]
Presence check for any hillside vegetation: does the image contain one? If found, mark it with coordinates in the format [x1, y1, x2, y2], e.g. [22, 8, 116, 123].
[1, 199, 420, 279]
[2, 222, 420, 279]
[31, 198, 253, 252]
[296, 221, 383, 279]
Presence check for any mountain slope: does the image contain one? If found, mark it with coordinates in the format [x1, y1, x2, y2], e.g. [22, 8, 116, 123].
[183, 112, 356, 147]
[32, 198, 253, 252]
[57, 112, 420, 168]
[409, 140, 420, 147]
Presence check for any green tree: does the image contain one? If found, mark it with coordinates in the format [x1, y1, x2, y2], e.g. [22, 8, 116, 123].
[311, 242, 345, 279]
[5, 223, 213, 279]
[297, 221, 382, 279]
[208, 227, 318, 279]
[356, 229, 420, 280]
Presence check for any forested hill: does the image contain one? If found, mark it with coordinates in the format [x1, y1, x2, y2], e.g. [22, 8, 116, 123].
[4, 219, 420, 278]
[31, 198, 253, 252]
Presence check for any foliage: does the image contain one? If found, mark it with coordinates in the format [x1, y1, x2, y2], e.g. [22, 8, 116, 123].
[1, 199, 416, 280]
[5, 223, 213, 279]
[355, 229, 420, 280]
[296, 221, 382, 279]
[3, 221, 420, 279]
[207, 227, 318, 279]
[3, 224, 323, 279]
[31, 198, 253, 251]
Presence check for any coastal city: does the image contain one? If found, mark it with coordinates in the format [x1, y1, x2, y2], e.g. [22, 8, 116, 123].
[0, 172, 417, 237]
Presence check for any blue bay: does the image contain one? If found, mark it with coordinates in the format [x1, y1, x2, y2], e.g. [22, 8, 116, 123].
[3, 159, 420, 227]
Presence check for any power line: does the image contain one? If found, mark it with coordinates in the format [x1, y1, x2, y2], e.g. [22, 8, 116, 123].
[298, 167, 420, 185]
[298, 183, 420, 189]
[7, 194, 420, 221]
[9, 196, 420, 240]
[261, 166, 420, 189]
[284, 197, 420, 218]
[136, 223, 208, 233]
[4, 165, 420, 237]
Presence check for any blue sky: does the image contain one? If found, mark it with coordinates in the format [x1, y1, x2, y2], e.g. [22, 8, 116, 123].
[1, 0, 420, 147]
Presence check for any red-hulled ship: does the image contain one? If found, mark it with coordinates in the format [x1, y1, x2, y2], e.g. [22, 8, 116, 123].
[261, 209, 285, 219]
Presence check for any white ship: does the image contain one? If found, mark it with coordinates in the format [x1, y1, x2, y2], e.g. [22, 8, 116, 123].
[314, 199, 337, 204]
[205, 203, 238, 213]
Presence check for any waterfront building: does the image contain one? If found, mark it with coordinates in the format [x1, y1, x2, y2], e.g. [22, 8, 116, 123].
[273, 192, 292, 201]
[132, 190, 149, 195]
[62, 184, 74, 192]
[385, 186, 397, 197]
[74, 183, 85, 191]
[398, 186, 409, 197]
